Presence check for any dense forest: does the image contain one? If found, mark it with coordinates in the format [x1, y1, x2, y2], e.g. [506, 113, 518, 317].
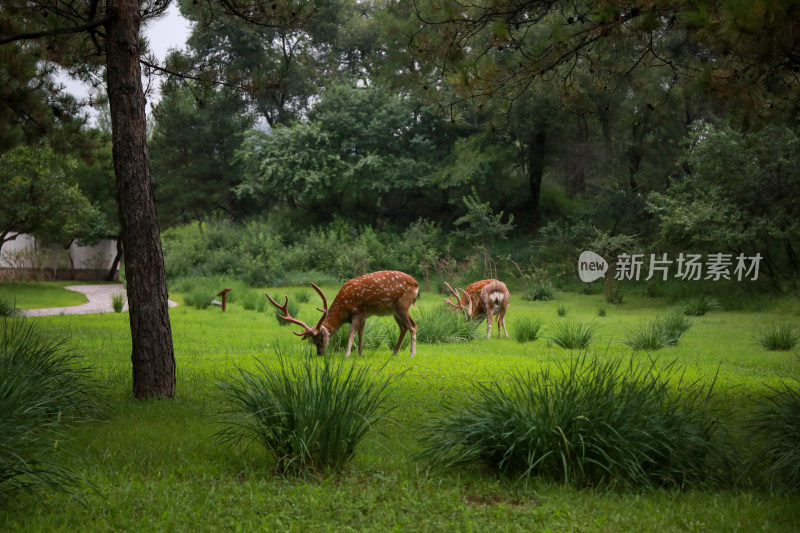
[3, 0, 799, 298]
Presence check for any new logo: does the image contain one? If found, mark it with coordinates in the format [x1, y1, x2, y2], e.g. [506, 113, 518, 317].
[578, 251, 608, 282]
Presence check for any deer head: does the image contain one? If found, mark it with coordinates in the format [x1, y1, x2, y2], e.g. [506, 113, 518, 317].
[266, 282, 331, 355]
[444, 281, 472, 318]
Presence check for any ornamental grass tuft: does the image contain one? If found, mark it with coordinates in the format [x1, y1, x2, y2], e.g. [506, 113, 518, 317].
[754, 324, 800, 351]
[751, 379, 800, 493]
[418, 355, 730, 490]
[512, 317, 544, 343]
[622, 310, 693, 351]
[548, 319, 598, 349]
[0, 320, 105, 499]
[414, 306, 482, 344]
[215, 350, 402, 474]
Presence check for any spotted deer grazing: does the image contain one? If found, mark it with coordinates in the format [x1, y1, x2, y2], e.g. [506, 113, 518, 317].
[444, 279, 510, 339]
[267, 270, 419, 357]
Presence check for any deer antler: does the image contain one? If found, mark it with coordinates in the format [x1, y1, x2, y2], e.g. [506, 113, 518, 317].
[444, 282, 472, 317]
[309, 282, 328, 329]
[266, 293, 315, 336]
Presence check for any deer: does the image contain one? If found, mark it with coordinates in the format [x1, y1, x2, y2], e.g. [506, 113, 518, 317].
[444, 279, 510, 340]
[267, 270, 419, 357]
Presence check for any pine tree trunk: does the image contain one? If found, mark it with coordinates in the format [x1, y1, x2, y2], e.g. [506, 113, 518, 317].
[105, 0, 176, 398]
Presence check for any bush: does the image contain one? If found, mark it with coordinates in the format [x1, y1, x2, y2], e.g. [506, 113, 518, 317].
[751, 380, 800, 493]
[215, 351, 401, 474]
[417, 356, 729, 489]
[556, 305, 567, 317]
[0, 320, 105, 498]
[549, 319, 599, 350]
[682, 295, 720, 316]
[621, 310, 693, 351]
[512, 317, 543, 343]
[531, 284, 556, 301]
[414, 306, 482, 344]
[754, 324, 800, 351]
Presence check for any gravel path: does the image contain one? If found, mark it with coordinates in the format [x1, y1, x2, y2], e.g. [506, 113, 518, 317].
[22, 284, 177, 317]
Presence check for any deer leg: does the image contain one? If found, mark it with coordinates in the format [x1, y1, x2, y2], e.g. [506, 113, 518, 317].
[346, 315, 364, 357]
[391, 314, 408, 356]
[499, 307, 509, 338]
[486, 305, 494, 339]
[357, 319, 366, 356]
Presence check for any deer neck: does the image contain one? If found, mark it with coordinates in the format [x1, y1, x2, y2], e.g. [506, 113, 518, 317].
[321, 298, 351, 334]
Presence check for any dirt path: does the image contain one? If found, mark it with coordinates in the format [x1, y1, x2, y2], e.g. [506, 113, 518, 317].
[22, 284, 178, 317]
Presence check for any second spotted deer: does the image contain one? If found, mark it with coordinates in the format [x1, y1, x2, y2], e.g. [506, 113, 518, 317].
[445, 279, 510, 339]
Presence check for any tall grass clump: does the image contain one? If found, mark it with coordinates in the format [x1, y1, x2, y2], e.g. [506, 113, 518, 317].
[622, 310, 693, 351]
[271, 295, 301, 326]
[414, 306, 481, 344]
[110, 292, 126, 313]
[418, 355, 728, 490]
[215, 350, 401, 474]
[328, 319, 395, 352]
[0, 296, 22, 317]
[754, 324, 800, 351]
[682, 295, 720, 316]
[549, 319, 598, 349]
[0, 320, 105, 498]
[750, 380, 800, 493]
[239, 289, 267, 312]
[512, 317, 543, 343]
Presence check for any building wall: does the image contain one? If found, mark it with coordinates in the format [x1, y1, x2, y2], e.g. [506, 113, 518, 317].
[0, 234, 118, 281]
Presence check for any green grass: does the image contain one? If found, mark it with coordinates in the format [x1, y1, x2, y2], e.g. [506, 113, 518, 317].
[0, 284, 799, 530]
[754, 324, 800, 351]
[0, 281, 89, 309]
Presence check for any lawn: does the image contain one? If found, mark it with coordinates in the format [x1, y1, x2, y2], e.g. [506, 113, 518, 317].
[1, 282, 799, 531]
[0, 281, 91, 309]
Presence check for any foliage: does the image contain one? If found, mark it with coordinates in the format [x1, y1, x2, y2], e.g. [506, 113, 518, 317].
[511, 317, 543, 343]
[548, 319, 598, 350]
[754, 324, 800, 352]
[235, 83, 450, 223]
[0, 320, 105, 498]
[751, 380, 800, 493]
[215, 350, 401, 473]
[0, 145, 105, 252]
[162, 218, 446, 286]
[150, 85, 253, 227]
[418, 355, 728, 489]
[648, 123, 800, 288]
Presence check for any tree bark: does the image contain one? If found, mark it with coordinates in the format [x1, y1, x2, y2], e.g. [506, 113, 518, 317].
[105, 0, 176, 398]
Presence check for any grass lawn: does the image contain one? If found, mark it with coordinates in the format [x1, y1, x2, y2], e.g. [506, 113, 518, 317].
[0, 281, 93, 309]
[1, 283, 799, 531]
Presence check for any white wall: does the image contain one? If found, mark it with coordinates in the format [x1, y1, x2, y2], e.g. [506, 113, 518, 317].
[0, 234, 117, 271]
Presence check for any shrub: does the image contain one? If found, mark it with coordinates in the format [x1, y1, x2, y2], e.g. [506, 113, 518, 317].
[682, 295, 720, 316]
[597, 307, 607, 317]
[549, 319, 599, 350]
[512, 317, 543, 343]
[240, 289, 267, 312]
[531, 284, 556, 301]
[0, 320, 105, 498]
[417, 355, 729, 489]
[556, 305, 567, 317]
[754, 324, 800, 351]
[622, 310, 693, 351]
[751, 380, 800, 493]
[215, 351, 401, 473]
[111, 292, 126, 313]
[414, 306, 482, 344]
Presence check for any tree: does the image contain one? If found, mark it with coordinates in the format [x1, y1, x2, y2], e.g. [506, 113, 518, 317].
[648, 122, 800, 288]
[0, 145, 103, 254]
[150, 84, 253, 226]
[236, 83, 450, 223]
[453, 188, 515, 277]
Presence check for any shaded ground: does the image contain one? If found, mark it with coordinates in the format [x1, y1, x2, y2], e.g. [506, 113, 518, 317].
[22, 284, 177, 317]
